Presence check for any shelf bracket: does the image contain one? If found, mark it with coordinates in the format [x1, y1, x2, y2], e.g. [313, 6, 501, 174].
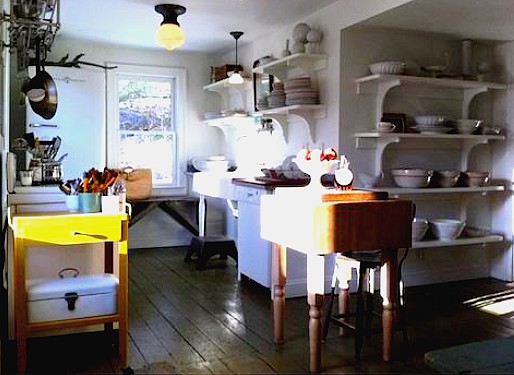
[461, 138, 488, 170]
[376, 79, 401, 123]
[261, 114, 288, 141]
[462, 87, 488, 118]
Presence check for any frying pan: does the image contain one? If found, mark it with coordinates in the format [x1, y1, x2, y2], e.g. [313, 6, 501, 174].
[25, 39, 58, 119]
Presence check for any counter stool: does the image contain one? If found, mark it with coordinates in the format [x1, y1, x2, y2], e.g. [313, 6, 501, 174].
[185, 235, 238, 270]
[322, 250, 409, 362]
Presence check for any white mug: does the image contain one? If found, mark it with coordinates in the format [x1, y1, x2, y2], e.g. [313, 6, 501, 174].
[376, 122, 396, 133]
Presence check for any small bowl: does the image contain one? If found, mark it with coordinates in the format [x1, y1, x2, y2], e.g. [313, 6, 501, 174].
[414, 115, 447, 126]
[455, 119, 483, 134]
[412, 218, 429, 241]
[391, 169, 433, 188]
[369, 61, 406, 75]
[358, 172, 382, 188]
[464, 171, 490, 187]
[431, 219, 465, 241]
[433, 170, 460, 188]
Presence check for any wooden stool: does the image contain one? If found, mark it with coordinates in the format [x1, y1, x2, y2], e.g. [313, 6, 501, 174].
[185, 235, 238, 270]
[322, 251, 408, 362]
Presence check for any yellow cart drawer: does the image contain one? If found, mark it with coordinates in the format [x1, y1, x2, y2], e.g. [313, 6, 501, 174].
[12, 213, 126, 245]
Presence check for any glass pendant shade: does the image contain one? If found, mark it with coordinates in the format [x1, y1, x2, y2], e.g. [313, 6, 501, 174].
[156, 23, 185, 51]
[228, 72, 244, 84]
[155, 4, 186, 51]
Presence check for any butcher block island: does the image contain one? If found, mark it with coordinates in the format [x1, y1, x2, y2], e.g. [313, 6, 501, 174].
[259, 188, 413, 372]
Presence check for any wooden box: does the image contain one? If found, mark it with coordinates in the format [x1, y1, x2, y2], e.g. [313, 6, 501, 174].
[212, 64, 243, 82]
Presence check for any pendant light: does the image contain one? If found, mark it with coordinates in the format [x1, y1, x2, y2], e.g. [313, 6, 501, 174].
[155, 4, 186, 51]
[228, 31, 244, 84]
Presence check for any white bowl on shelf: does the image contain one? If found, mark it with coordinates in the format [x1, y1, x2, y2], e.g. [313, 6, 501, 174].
[456, 119, 483, 134]
[464, 171, 490, 187]
[412, 218, 430, 241]
[368, 61, 406, 75]
[433, 170, 460, 188]
[391, 168, 433, 188]
[431, 219, 466, 241]
[414, 115, 447, 126]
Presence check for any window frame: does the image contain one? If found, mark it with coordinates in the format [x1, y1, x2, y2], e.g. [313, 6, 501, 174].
[106, 64, 187, 196]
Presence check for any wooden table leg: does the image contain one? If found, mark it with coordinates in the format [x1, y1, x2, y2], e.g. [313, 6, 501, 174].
[380, 248, 398, 362]
[307, 254, 326, 373]
[14, 235, 27, 373]
[272, 242, 287, 344]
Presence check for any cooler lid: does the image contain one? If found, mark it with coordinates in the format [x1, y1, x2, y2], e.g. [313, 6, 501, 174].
[27, 274, 118, 301]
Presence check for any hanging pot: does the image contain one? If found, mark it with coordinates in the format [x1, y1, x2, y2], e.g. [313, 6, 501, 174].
[24, 39, 58, 119]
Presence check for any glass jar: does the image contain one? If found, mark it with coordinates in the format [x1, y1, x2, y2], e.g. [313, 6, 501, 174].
[29, 158, 43, 185]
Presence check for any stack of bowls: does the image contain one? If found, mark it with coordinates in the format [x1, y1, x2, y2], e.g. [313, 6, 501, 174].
[391, 168, 433, 188]
[431, 219, 466, 241]
[412, 218, 430, 241]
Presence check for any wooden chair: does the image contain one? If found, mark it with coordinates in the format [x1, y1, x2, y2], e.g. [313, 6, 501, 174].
[322, 249, 409, 362]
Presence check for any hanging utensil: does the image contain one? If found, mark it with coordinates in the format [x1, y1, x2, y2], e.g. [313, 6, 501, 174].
[51, 136, 61, 159]
[24, 37, 58, 120]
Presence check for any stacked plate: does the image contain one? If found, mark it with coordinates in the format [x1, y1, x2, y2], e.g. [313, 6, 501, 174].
[268, 82, 286, 108]
[284, 77, 319, 105]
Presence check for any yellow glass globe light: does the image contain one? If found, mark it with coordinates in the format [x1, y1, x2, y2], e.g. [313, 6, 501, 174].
[155, 4, 186, 51]
[156, 23, 185, 51]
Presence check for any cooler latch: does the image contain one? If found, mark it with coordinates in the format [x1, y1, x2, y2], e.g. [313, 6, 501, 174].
[64, 292, 79, 310]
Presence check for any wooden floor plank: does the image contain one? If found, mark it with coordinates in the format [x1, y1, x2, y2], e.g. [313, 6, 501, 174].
[4, 246, 514, 374]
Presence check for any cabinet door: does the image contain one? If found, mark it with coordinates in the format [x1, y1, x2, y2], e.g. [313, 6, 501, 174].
[237, 200, 272, 287]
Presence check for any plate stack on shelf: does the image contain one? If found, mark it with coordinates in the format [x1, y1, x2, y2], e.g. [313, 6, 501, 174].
[268, 81, 286, 108]
[284, 77, 319, 106]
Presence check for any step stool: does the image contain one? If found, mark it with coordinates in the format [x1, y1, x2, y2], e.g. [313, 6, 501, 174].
[184, 235, 238, 270]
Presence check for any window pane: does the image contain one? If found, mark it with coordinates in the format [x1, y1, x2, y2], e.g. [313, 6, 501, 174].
[117, 76, 176, 185]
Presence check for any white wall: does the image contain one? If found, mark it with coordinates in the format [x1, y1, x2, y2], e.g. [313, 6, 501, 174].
[42, 38, 225, 248]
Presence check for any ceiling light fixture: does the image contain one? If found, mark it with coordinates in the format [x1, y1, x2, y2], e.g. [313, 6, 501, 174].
[155, 4, 186, 51]
[228, 31, 244, 84]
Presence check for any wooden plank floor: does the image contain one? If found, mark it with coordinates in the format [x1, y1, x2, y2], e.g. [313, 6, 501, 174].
[3, 246, 514, 374]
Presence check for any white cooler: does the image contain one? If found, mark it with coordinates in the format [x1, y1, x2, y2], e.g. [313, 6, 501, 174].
[26, 274, 118, 323]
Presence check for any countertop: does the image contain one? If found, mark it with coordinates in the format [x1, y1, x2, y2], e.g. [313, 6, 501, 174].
[232, 177, 310, 189]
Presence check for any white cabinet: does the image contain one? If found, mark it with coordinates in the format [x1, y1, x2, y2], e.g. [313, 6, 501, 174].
[251, 53, 328, 141]
[354, 74, 506, 250]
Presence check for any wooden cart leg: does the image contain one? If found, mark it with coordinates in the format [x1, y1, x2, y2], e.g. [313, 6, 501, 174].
[380, 248, 398, 362]
[272, 242, 287, 344]
[307, 254, 326, 373]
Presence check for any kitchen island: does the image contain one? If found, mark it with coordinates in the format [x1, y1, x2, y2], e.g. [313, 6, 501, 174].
[260, 189, 413, 372]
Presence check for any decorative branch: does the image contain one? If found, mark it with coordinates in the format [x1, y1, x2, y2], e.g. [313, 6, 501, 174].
[45, 54, 118, 70]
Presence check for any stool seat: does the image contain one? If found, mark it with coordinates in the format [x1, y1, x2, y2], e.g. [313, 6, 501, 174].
[185, 235, 238, 270]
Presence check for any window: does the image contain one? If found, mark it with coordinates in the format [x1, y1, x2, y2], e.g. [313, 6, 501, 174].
[106, 64, 187, 196]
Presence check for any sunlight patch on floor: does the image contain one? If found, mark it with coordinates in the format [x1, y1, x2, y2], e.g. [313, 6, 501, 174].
[463, 290, 514, 316]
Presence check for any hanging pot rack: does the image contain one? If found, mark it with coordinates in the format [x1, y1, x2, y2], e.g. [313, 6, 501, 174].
[1, 0, 61, 71]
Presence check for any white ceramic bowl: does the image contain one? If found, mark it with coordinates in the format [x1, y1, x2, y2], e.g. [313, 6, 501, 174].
[412, 218, 429, 241]
[434, 170, 460, 188]
[358, 172, 382, 188]
[456, 119, 482, 134]
[192, 158, 229, 173]
[431, 219, 465, 241]
[391, 169, 433, 188]
[369, 61, 406, 75]
[464, 171, 490, 187]
[414, 115, 447, 126]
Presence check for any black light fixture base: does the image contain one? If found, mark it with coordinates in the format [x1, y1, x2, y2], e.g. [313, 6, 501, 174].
[230, 31, 244, 41]
[155, 4, 186, 26]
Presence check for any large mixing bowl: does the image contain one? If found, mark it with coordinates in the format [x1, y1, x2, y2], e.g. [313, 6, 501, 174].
[431, 219, 465, 241]
[391, 168, 433, 188]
